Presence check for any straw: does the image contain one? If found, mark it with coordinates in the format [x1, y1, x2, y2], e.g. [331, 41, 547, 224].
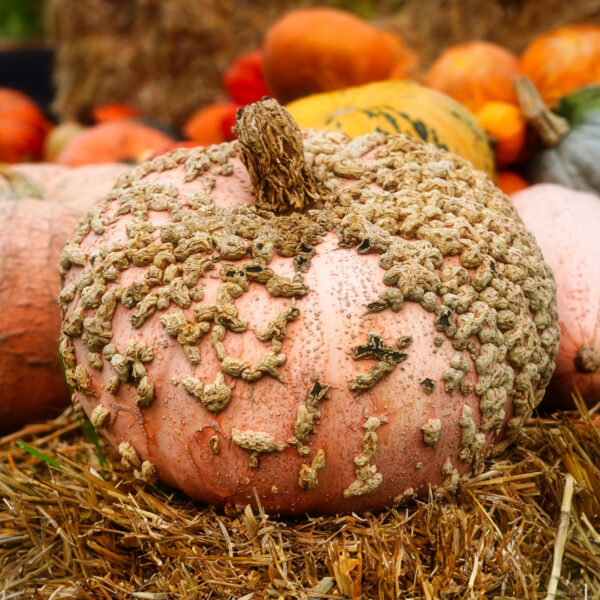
[1, 387, 598, 598]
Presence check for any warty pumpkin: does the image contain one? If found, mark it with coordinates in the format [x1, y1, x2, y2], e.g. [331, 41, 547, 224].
[520, 24, 600, 106]
[262, 7, 416, 104]
[286, 80, 495, 178]
[0, 88, 51, 163]
[424, 41, 522, 113]
[515, 77, 600, 194]
[511, 184, 600, 410]
[57, 98, 558, 515]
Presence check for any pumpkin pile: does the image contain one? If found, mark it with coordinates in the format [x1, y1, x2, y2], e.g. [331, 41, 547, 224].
[0, 88, 176, 167]
[56, 98, 559, 514]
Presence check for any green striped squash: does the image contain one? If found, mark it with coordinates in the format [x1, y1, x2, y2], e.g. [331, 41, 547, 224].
[287, 80, 495, 178]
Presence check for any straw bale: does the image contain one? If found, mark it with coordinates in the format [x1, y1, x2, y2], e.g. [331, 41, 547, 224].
[48, 0, 600, 128]
[375, 0, 600, 69]
[1, 390, 598, 598]
[48, 0, 312, 126]
[47, 0, 137, 38]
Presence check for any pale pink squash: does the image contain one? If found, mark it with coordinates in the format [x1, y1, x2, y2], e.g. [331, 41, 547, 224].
[2, 163, 130, 214]
[511, 184, 600, 409]
[58, 100, 558, 514]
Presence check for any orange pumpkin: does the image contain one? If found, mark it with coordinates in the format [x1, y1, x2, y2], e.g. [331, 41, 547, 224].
[92, 103, 141, 123]
[56, 121, 174, 166]
[496, 172, 528, 195]
[521, 25, 600, 106]
[476, 102, 527, 167]
[262, 7, 416, 104]
[0, 88, 51, 163]
[183, 102, 241, 145]
[425, 41, 521, 113]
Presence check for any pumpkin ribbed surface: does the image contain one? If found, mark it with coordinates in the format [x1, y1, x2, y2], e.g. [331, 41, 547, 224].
[0, 199, 79, 433]
[58, 101, 557, 515]
[286, 81, 495, 178]
[511, 184, 600, 409]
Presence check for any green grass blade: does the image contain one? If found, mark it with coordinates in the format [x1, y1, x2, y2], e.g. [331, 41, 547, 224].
[16, 441, 65, 471]
[81, 417, 107, 470]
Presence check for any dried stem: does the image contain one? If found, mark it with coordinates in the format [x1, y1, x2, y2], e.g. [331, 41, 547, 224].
[574, 346, 600, 374]
[545, 473, 576, 600]
[514, 76, 570, 147]
[233, 97, 321, 214]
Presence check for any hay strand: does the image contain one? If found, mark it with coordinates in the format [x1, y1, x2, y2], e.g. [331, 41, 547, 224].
[545, 474, 576, 600]
[1, 390, 599, 598]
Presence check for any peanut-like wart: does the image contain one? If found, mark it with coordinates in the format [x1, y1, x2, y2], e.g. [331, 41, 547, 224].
[343, 415, 387, 499]
[298, 449, 325, 490]
[421, 418, 442, 447]
[231, 429, 287, 467]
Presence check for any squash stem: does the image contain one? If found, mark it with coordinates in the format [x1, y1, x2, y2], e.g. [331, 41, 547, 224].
[514, 76, 570, 147]
[574, 346, 600, 374]
[233, 98, 321, 213]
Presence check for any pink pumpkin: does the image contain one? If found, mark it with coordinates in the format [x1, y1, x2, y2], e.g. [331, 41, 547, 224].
[511, 184, 600, 409]
[0, 162, 130, 433]
[5, 163, 130, 214]
[58, 100, 558, 514]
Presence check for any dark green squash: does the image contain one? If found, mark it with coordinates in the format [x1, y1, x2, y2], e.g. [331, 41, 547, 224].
[516, 76, 600, 194]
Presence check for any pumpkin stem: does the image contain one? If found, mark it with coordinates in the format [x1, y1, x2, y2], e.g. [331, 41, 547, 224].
[514, 76, 570, 147]
[233, 97, 321, 213]
[574, 346, 600, 374]
[0, 164, 45, 199]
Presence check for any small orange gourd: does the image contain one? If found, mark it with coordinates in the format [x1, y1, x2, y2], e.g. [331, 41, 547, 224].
[496, 172, 528, 195]
[92, 104, 141, 123]
[476, 102, 527, 167]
